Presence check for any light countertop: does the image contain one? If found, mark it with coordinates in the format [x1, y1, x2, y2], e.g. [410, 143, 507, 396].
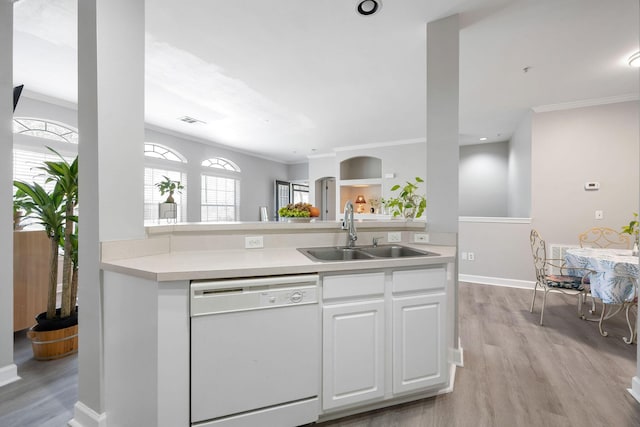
[101, 243, 455, 282]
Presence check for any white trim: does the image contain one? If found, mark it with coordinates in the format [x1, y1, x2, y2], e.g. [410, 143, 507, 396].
[68, 401, 107, 427]
[629, 376, 640, 405]
[307, 152, 336, 159]
[0, 364, 20, 388]
[334, 137, 426, 152]
[459, 216, 532, 224]
[532, 94, 639, 113]
[459, 274, 534, 290]
[450, 342, 464, 367]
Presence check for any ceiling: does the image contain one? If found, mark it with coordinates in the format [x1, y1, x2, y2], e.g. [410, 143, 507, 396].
[12, 0, 639, 163]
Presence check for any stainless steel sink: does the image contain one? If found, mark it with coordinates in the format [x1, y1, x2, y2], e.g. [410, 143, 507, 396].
[360, 245, 436, 258]
[298, 244, 438, 262]
[302, 247, 375, 261]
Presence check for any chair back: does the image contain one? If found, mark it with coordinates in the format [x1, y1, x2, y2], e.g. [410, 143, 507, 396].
[578, 227, 630, 249]
[530, 229, 548, 283]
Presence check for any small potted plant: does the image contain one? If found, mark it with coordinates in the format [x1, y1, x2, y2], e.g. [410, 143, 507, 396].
[621, 212, 639, 255]
[385, 177, 427, 219]
[155, 176, 184, 221]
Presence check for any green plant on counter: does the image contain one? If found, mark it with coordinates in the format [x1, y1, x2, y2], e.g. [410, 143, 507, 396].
[621, 212, 639, 243]
[278, 203, 312, 218]
[385, 177, 426, 219]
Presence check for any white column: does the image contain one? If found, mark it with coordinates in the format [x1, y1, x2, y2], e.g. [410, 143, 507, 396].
[425, 15, 461, 362]
[426, 14, 459, 243]
[72, 0, 145, 424]
[0, 0, 19, 389]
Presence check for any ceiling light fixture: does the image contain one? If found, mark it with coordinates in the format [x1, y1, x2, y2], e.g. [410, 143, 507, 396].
[628, 51, 640, 67]
[357, 0, 380, 16]
[479, 137, 488, 141]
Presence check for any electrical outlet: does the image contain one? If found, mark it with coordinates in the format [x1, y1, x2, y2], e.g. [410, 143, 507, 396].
[245, 236, 264, 249]
[387, 232, 402, 243]
[414, 233, 429, 243]
[595, 210, 604, 220]
[468, 252, 475, 261]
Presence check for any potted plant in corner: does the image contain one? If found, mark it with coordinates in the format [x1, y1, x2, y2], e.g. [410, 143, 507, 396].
[13, 148, 79, 360]
[385, 177, 427, 219]
[155, 175, 184, 222]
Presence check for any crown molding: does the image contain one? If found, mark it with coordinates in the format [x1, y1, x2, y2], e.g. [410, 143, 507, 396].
[532, 93, 639, 113]
[334, 137, 426, 152]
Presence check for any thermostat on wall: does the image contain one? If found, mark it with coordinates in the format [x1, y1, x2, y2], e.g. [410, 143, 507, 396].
[584, 182, 600, 191]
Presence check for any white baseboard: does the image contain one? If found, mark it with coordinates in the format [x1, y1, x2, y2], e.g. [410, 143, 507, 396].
[459, 274, 534, 290]
[68, 401, 107, 427]
[628, 376, 640, 404]
[0, 363, 20, 388]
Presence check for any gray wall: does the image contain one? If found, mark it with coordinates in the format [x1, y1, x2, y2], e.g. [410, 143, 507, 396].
[459, 100, 638, 283]
[459, 141, 509, 217]
[145, 128, 289, 221]
[531, 101, 639, 245]
[508, 111, 532, 217]
[287, 162, 309, 182]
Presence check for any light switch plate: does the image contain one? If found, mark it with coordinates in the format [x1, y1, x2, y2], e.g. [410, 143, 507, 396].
[387, 232, 401, 243]
[595, 210, 604, 220]
[245, 236, 264, 249]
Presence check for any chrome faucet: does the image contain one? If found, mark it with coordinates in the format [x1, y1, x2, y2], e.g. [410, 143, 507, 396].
[342, 200, 357, 247]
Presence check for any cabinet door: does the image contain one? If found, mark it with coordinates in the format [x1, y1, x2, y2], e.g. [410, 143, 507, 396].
[392, 292, 447, 395]
[323, 299, 385, 410]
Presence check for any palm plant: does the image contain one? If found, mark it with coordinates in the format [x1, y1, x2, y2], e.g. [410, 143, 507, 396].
[12, 180, 65, 320]
[13, 147, 78, 321]
[41, 149, 78, 319]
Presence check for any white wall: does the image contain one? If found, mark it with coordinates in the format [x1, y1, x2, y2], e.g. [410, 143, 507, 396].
[531, 101, 639, 245]
[0, 0, 18, 387]
[508, 111, 532, 217]
[459, 141, 509, 217]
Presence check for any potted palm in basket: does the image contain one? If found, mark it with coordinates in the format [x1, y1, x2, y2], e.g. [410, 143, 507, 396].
[13, 148, 79, 360]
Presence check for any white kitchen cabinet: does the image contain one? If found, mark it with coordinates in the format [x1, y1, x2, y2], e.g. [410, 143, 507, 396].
[322, 299, 385, 410]
[392, 292, 447, 394]
[322, 267, 448, 413]
[322, 272, 386, 411]
[392, 268, 447, 395]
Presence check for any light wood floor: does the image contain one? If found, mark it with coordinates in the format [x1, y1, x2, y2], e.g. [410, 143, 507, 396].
[1, 283, 640, 427]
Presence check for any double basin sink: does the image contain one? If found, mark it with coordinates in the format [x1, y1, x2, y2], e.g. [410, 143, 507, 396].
[298, 244, 438, 262]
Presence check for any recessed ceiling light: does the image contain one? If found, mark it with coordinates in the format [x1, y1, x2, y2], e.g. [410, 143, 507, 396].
[178, 116, 206, 124]
[479, 137, 488, 141]
[628, 51, 640, 67]
[357, 0, 380, 16]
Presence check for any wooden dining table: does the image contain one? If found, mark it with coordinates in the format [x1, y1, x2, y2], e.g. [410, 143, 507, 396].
[565, 247, 639, 344]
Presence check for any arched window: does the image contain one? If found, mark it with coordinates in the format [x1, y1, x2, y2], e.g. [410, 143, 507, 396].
[144, 143, 186, 162]
[201, 157, 241, 222]
[13, 117, 78, 144]
[144, 143, 188, 222]
[201, 157, 240, 172]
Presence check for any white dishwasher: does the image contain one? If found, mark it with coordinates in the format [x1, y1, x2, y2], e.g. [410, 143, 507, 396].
[190, 274, 320, 427]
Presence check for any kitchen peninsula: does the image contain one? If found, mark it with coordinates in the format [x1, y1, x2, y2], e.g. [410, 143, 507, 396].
[100, 220, 458, 427]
